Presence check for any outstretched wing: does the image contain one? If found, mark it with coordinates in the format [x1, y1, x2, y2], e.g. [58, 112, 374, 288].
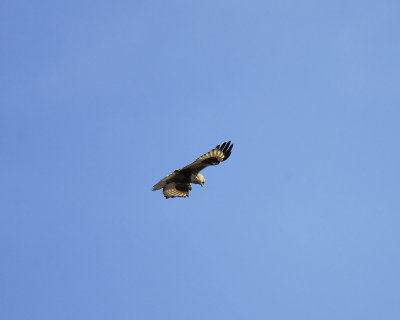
[163, 182, 192, 199]
[179, 141, 233, 174]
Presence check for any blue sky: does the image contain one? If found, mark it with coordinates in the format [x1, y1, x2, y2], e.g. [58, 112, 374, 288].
[1, 1, 400, 319]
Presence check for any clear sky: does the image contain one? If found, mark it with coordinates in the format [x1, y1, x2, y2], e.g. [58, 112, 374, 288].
[1, 1, 400, 319]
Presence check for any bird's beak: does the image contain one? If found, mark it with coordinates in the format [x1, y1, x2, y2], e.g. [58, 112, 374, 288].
[201, 183, 204, 187]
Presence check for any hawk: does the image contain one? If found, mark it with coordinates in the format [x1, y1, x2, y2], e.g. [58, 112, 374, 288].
[152, 141, 234, 198]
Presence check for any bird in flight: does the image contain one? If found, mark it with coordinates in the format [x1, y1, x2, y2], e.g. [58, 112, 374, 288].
[152, 141, 234, 198]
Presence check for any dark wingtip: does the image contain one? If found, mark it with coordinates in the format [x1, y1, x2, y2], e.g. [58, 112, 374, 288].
[218, 140, 233, 161]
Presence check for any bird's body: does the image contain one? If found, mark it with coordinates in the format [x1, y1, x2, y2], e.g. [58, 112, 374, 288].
[152, 141, 233, 198]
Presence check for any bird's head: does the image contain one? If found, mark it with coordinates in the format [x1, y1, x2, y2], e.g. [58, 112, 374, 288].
[194, 173, 205, 187]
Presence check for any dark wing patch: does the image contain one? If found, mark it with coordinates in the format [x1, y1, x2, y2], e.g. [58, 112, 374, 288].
[201, 157, 220, 165]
